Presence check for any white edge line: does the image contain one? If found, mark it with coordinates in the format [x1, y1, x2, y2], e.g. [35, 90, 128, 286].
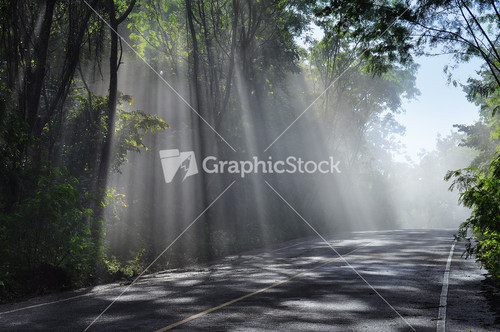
[0, 292, 92, 315]
[437, 240, 456, 332]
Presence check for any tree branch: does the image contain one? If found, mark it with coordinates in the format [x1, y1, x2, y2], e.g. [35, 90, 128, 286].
[459, 0, 500, 66]
[116, 0, 136, 25]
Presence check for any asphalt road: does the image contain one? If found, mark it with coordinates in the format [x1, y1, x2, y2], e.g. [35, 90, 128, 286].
[1, 229, 498, 331]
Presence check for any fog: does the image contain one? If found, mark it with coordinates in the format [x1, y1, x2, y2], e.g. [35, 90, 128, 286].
[91, 21, 475, 271]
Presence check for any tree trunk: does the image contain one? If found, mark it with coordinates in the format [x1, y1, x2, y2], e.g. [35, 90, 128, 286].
[20, 0, 57, 135]
[186, 0, 202, 113]
[96, 0, 136, 198]
[96, 0, 119, 197]
[93, 0, 136, 247]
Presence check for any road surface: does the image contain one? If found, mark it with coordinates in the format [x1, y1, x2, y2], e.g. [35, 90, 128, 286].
[0, 229, 498, 331]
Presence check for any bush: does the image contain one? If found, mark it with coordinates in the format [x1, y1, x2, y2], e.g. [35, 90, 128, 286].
[447, 155, 500, 283]
[0, 165, 101, 299]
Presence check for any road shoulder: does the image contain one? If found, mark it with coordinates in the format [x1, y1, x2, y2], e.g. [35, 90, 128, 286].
[446, 241, 500, 331]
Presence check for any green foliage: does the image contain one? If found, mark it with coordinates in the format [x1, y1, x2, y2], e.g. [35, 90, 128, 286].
[103, 248, 147, 279]
[315, 0, 414, 74]
[0, 163, 101, 298]
[454, 120, 500, 171]
[446, 154, 500, 283]
[413, 0, 500, 88]
[474, 231, 500, 280]
[0, 85, 167, 299]
[63, 93, 168, 177]
[128, 0, 188, 75]
[62, 94, 108, 190]
[5, 0, 492, 302]
[0, 0, 169, 301]
[307, 23, 418, 168]
[128, 0, 307, 135]
[114, 107, 169, 172]
[444, 23, 500, 280]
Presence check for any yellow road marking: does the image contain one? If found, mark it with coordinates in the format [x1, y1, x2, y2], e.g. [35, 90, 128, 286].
[155, 242, 371, 331]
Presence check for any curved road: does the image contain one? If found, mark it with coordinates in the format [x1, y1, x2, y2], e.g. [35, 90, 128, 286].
[0, 229, 497, 331]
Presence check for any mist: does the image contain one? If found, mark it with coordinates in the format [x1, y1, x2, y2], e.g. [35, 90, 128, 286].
[5, 4, 500, 331]
[1, 0, 490, 307]
[97, 24, 474, 270]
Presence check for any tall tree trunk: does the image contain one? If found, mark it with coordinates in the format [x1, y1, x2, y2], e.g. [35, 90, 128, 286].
[20, 0, 56, 134]
[93, 0, 136, 245]
[96, 0, 119, 196]
[216, 0, 239, 131]
[186, 0, 202, 112]
[19, 0, 57, 175]
[96, 0, 136, 198]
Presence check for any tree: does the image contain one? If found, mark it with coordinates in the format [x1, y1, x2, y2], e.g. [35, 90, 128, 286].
[446, 66, 500, 283]
[412, 0, 500, 90]
[0, 0, 99, 209]
[0, 0, 168, 298]
[315, 0, 414, 74]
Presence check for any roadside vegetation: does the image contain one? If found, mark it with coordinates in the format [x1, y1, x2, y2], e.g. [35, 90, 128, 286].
[0, 0, 498, 301]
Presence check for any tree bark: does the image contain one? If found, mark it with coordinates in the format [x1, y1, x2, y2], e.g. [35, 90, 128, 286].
[216, 0, 239, 131]
[186, 0, 202, 113]
[20, 0, 57, 134]
[96, 0, 136, 195]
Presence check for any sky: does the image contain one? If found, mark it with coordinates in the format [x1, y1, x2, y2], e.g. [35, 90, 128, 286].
[298, 24, 483, 165]
[394, 55, 482, 163]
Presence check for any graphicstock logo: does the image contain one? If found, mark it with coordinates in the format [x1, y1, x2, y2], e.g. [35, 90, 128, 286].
[202, 156, 341, 178]
[159, 149, 199, 183]
[159, 149, 341, 184]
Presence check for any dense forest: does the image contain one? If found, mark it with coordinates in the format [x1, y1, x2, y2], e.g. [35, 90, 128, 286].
[0, 0, 499, 301]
